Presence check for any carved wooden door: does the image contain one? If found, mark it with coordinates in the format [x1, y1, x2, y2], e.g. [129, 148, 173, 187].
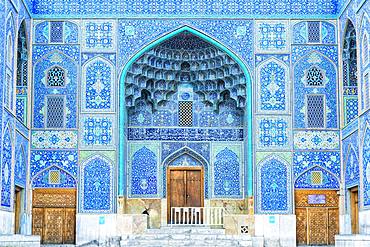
[295, 190, 339, 246]
[44, 208, 64, 244]
[328, 208, 339, 245]
[32, 208, 44, 241]
[64, 208, 76, 244]
[308, 208, 327, 245]
[32, 189, 76, 244]
[296, 208, 307, 245]
[167, 167, 203, 223]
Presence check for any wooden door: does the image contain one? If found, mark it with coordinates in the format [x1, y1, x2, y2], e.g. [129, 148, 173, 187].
[32, 208, 44, 240]
[32, 189, 76, 244]
[295, 190, 339, 246]
[296, 208, 307, 245]
[328, 208, 339, 245]
[185, 170, 202, 207]
[167, 167, 203, 223]
[64, 208, 76, 244]
[350, 187, 359, 234]
[43, 208, 64, 244]
[14, 187, 22, 234]
[308, 208, 327, 245]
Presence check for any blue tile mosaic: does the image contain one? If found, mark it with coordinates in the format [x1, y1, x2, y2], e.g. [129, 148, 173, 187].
[293, 51, 338, 129]
[80, 155, 114, 213]
[257, 58, 289, 113]
[32, 166, 76, 188]
[256, 116, 290, 149]
[363, 124, 370, 207]
[257, 155, 291, 214]
[130, 146, 158, 197]
[343, 132, 360, 188]
[255, 20, 288, 53]
[82, 20, 116, 52]
[213, 148, 241, 198]
[293, 21, 336, 44]
[32, 48, 78, 129]
[14, 131, 28, 188]
[128, 128, 244, 142]
[29, 0, 339, 17]
[293, 151, 340, 189]
[294, 131, 340, 150]
[1, 124, 13, 208]
[80, 115, 115, 148]
[30, 150, 78, 180]
[82, 57, 115, 112]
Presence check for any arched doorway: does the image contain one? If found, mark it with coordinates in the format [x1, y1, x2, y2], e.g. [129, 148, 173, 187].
[163, 148, 208, 223]
[119, 26, 253, 200]
[119, 26, 252, 227]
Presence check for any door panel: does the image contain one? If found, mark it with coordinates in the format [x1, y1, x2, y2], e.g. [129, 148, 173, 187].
[32, 208, 44, 241]
[296, 208, 307, 245]
[170, 170, 186, 208]
[43, 208, 64, 244]
[295, 190, 338, 246]
[32, 189, 76, 244]
[64, 208, 76, 244]
[328, 208, 339, 245]
[351, 188, 359, 234]
[14, 188, 21, 234]
[168, 168, 204, 223]
[186, 170, 201, 207]
[308, 208, 327, 245]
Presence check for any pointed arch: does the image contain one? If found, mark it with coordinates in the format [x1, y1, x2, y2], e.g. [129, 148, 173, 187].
[163, 146, 208, 167]
[119, 25, 253, 196]
[162, 146, 209, 198]
[362, 31, 369, 67]
[1, 123, 14, 207]
[31, 165, 77, 189]
[80, 154, 114, 213]
[294, 165, 340, 189]
[81, 56, 115, 112]
[343, 142, 360, 188]
[256, 57, 289, 113]
[213, 147, 241, 198]
[128, 146, 158, 197]
[256, 155, 292, 213]
[14, 143, 27, 187]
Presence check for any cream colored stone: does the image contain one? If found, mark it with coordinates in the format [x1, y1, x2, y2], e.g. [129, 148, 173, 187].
[224, 214, 255, 236]
[116, 214, 147, 235]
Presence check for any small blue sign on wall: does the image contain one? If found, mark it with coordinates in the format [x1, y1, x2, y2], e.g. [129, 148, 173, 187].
[269, 216, 275, 224]
[99, 216, 105, 225]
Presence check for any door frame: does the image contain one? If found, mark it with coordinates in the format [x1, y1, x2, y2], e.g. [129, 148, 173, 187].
[350, 186, 359, 234]
[14, 186, 23, 234]
[166, 166, 204, 223]
[32, 188, 77, 244]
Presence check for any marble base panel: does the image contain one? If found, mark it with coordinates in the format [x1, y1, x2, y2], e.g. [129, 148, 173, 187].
[335, 234, 370, 247]
[255, 214, 296, 247]
[0, 234, 40, 247]
[0, 210, 14, 234]
[76, 214, 118, 245]
[359, 210, 370, 234]
[339, 214, 352, 234]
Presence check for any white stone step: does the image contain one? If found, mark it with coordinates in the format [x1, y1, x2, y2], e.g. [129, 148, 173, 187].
[145, 227, 226, 235]
[120, 239, 251, 247]
[122, 233, 251, 241]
